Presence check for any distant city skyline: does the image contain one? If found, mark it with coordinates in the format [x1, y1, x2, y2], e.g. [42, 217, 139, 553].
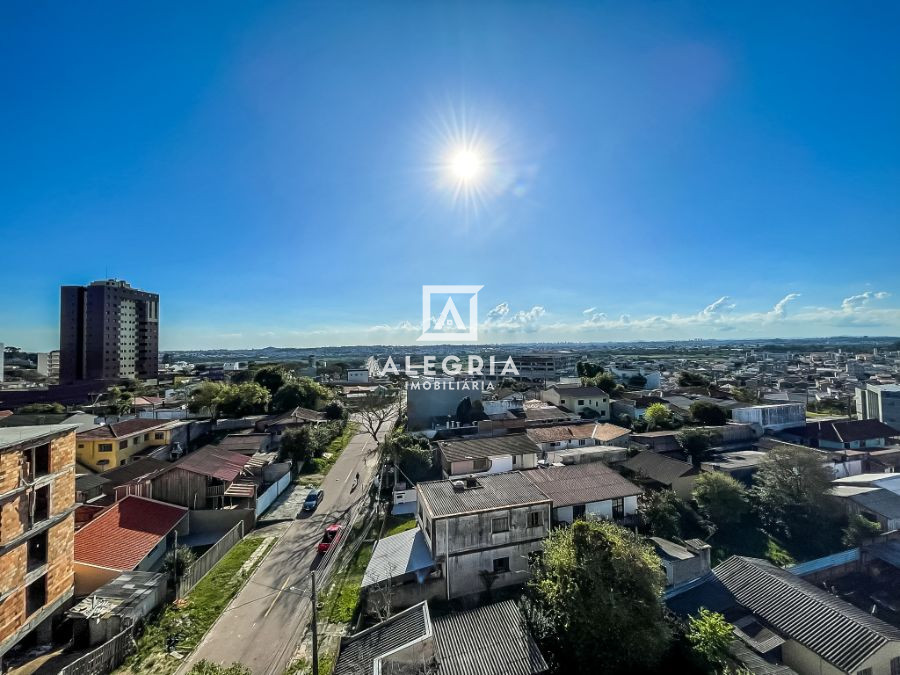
[3, 2, 900, 350]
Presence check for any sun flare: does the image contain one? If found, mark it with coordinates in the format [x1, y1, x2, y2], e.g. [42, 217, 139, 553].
[449, 148, 484, 182]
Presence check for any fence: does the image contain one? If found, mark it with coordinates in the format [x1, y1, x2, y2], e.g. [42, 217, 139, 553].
[59, 624, 136, 675]
[176, 520, 245, 599]
[255, 470, 292, 516]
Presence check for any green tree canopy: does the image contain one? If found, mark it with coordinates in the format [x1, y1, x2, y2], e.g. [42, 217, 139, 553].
[842, 514, 881, 547]
[188, 661, 252, 675]
[686, 609, 733, 671]
[628, 373, 648, 388]
[677, 428, 719, 467]
[639, 489, 682, 540]
[271, 377, 329, 413]
[253, 366, 290, 395]
[752, 444, 834, 539]
[525, 520, 671, 674]
[644, 402, 672, 430]
[678, 371, 709, 387]
[323, 400, 346, 420]
[576, 361, 604, 378]
[693, 472, 749, 528]
[689, 401, 727, 426]
[17, 402, 65, 414]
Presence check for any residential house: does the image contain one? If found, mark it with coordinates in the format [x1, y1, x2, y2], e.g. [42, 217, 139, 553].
[75, 419, 174, 471]
[667, 556, 900, 675]
[522, 462, 641, 524]
[332, 599, 548, 675]
[621, 451, 700, 499]
[651, 537, 711, 589]
[150, 446, 255, 509]
[75, 473, 110, 503]
[0, 425, 77, 665]
[783, 419, 900, 451]
[830, 486, 900, 533]
[216, 433, 273, 456]
[96, 458, 171, 502]
[701, 451, 768, 484]
[436, 435, 540, 478]
[73, 495, 187, 595]
[416, 472, 551, 599]
[525, 422, 630, 457]
[608, 366, 662, 389]
[542, 385, 610, 418]
[254, 407, 326, 439]
[610, 394, 670, 423]
[361, 527, 441, 612]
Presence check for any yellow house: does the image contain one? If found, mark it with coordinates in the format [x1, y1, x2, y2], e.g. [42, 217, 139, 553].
[76, 419, 173, 471]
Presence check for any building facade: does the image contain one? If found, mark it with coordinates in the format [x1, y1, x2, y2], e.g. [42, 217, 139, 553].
[60, 279, 159, 383]
[0, 425, 77, 664]
[732, 403, 806, 431]
[856, 383, 900, 429]
[75, 419, 174, 471]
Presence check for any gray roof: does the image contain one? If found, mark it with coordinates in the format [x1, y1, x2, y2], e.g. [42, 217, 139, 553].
[361, 527, 435, 588]
[333, 602, 430, 675]
[523, 462, 641, 508]
[715, 556, 900, 672]
[728, 640, 798, 675]
[418, 472, 550, 518]
[550, 385, 607, 397]
[438, 435, 539, 463]
[621, 451, 697, 484]
[651, 537, 695, 561]
[0, 424, 78, 450]
[847, 488, 900, 521]
[75, 473, 111, 492]
[432, 599, 549, 675]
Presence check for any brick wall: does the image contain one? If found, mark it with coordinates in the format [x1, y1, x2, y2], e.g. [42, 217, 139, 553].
[46, 515, 74, 605]
[0, 589, 24, 646]
[0, 545, 25, 598]
[0, 496, 26, 546]
[50, 431, 76, 474]
[51, 468, 75, 518]
[0, 452, 21, 496]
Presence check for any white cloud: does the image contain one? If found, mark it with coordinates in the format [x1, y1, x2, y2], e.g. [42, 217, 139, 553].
[487, 302, 510, 319]
[841, 291, 890, 312]
[770, 293, 801, 319]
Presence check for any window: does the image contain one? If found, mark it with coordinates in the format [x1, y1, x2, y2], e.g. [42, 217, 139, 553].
[119, 440, 128, 450]
[857, 669, 872, 675]
[77, 444, 85, 449]
[98, 443, 113, 452]
[144, 434, 150, 441]
[612, 497, 625, 520]
[492, 557, 510, 574]
[528, 511, 543, 528]
[578, 439, 586, 446]
[891, 658, 900, 675]
[97, 459, 110, 467]
[492, 516, 509, 533]
[560, 399, 566, 404]
[155, 432, 165, 440]
[578, 399, 584, 405]
[134, 437, 141, 445]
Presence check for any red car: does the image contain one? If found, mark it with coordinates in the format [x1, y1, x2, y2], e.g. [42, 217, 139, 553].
[317, 524, 343, 553]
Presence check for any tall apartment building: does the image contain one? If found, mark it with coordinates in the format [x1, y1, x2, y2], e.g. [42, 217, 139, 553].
[59, 280, 159, 383]
[0, 425, 77, 664]
[856, 383, 900, 429]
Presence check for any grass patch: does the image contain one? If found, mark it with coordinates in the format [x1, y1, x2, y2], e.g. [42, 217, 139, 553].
[319, 543, 373, 624]
[123, 537, 271, 675]
[302, 422, 358, 478]
[382, 514, 417, 537]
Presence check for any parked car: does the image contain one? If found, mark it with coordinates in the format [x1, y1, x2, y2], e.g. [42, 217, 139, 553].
[301, 488, 324, 513]
[317, 524, 343, 553]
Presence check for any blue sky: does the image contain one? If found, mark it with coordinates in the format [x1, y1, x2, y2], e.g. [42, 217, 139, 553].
[2, 1, 899, 350]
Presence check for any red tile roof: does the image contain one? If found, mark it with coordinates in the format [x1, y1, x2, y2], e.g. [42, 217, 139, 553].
[74, 496, 187, 570]
[77, 418, 168, 440]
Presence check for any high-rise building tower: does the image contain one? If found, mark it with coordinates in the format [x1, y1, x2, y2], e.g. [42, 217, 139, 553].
[59, 279, 159, 383]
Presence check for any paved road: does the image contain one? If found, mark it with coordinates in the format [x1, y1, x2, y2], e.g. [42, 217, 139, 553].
[178, 418, 392, 675]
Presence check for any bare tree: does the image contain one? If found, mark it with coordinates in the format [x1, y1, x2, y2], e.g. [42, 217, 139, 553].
[356, 392, 402, 445]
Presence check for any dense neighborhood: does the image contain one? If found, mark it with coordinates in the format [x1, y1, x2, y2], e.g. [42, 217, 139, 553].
[1, 280, 900, 674]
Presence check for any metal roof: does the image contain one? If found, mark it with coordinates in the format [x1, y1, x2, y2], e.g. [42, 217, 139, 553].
[438, 435, 539, 463]
[621, 451, 697, 484]
[847, 488, 900, 521]
[174, 445, 251, 481]
[0, 424, 78, 450]
[431, 599, 548, 675]
[418, 472, 550, 518]
[333, 602, 430, 675]
[523, 462, 641, 508]
[361, 527, 435, 588]
[715, 556, 900, 672]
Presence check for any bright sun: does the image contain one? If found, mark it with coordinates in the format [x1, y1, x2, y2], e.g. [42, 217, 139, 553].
[449, 149, 484, 182]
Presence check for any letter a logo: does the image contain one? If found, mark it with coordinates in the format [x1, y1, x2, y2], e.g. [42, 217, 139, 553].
[418, 285, 483, 342]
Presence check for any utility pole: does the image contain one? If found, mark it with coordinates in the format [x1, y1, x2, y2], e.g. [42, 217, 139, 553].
[311, 571, 319, 675]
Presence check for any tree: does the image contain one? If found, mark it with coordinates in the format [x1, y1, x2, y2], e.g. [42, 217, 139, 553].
[386, 433, 434, 484]
[693, 472, 749, 528]
[576, 362, 604, 378]
[253, 366, 289, 396]
[17, 402, 65, 414]
[163, 545, 197, 577]
[752, 445, 834, 540]
[188, 662, 252, 675]
[271, 378, 329, 413]
[281, 426, 313, 471]
[686, 609, 733, 671]
[628, 373, 648, 388]
[677, 429, 719, 467]
[524, 519, 671, 674]
[689, 401, 727, 426]
[357, 392, 401, 444]
[188, 381, 225, 418]
[323, 400, 346, 420]
[591, 372, 618, 394]
[678, 371, 709, 387]
[106, 386, 133, 416]
[644, 403, 672, 430]
[217, 382, 271, 417]
[842, 514, 881, 547]
[455, 396, 473, 424]
[639, 490, 682, 540]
